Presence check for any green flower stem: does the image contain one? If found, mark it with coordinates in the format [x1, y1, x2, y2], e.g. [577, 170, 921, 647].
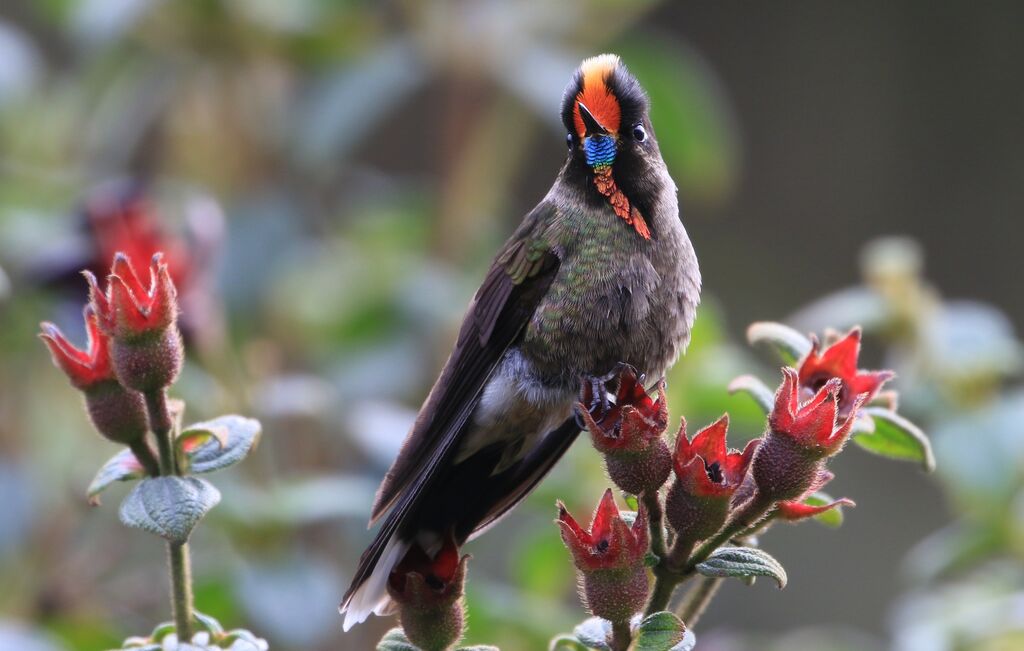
[643, 491, 667, 560]
[145, 389, 175, 476]
[610, 619, 632, 651]
[144, 388, 194, 642]
[128, 438, 160, 477]
[644, 492, 774, 616]
[676, 576, 722, 628]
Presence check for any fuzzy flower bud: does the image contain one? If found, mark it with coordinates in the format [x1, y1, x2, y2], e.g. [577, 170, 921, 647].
[557, 489, 650, 623]
[752, 369, 865, 502]
[665, 415, 758, 545]
[577, 367, 671, 495]
[87, 252, 183, 392]
[39, 306, 150, 447]
[387, 535, 468, 651]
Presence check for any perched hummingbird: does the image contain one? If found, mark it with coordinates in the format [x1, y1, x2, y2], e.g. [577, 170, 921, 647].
[341, 54, 701, 629]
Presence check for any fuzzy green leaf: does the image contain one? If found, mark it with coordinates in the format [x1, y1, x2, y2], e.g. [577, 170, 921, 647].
[377, 628, 418, 651]
[87, 448, 148, 505]
[119, 477, 221, 544]
[179, 415, 262, 475]
[727, 374, 774, 413]
[854, 407, 935, 472]
[192, 610, 224, 634]
[633, 611, 696, 651]
[746, 322, 812, 364]
[696, 546, 787, 589]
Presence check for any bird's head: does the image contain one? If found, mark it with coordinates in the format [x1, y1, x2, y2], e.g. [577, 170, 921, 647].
[560, 54, 663, 239]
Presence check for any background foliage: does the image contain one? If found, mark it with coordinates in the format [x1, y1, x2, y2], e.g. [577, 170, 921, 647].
[0, 1, 1021, 650]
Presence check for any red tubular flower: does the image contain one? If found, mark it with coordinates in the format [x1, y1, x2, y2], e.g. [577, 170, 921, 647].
[752, 369, 866, 502]
[798, 328, 894, 416]
[387, 535, 469, 651]
[87, 252, 183, 392]
[665, 415, 758, 545]
[39, 307, 151, 451]
[577, 367, 671, 495]
[557, 489, 650, 623]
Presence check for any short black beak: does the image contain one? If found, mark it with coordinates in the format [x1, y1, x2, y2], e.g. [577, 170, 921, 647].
[577, 101, 608, 137]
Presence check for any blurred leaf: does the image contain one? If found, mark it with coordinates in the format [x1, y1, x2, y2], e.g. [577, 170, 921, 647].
[218, 475, 377, 527]
[696, 546, 787, 588]
[804, 492, 846, 528]
[87, 447, 148, 504]
[572, 618, 611, 650]
[376, 628, 417, 651]
[746, 322, 812, 365]
[549, 635, 589, 651]
[119, 477, 221, 544]
[192, 611, 224, 635]
[727, 374, 774, 414]
[513, 528, 575, 597]
[178, 415, 262, 475]
[235, 554, 338, 647]
[853, 408, 934, 472]
[633, 612, 695, 651]
[0, 622, 68, 651]
[788, 287, 889, 335]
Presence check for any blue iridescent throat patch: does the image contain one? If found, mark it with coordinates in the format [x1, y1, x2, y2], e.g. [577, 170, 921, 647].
[584, 135, 616, 168]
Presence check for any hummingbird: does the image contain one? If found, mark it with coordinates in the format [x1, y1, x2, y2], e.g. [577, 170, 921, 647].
[341, 53, 701, 629]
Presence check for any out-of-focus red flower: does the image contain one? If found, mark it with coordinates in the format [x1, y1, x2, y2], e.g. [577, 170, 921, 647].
[387, 535, 468, 651]
[558, 489, 650, 623]
[776, 470, 855, 522]
[40, 306, 113, 391]
[753, 369, 867, 502]
[798, 328, 894, 416]
[665, 415, 758, 546]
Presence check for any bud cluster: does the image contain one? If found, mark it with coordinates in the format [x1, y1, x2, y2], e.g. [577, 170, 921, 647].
[555, 329, 903, 647]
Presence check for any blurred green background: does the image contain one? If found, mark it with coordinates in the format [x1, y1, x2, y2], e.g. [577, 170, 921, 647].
[0, 1, 1022, 650]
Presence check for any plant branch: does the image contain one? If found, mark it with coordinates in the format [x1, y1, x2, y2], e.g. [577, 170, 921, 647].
[643, 491, 667, 560]
[610, 620, 632, 651]
[144, 388, 194, 642]
[128, 438, 160, 476]
[677, 576, 722, 629]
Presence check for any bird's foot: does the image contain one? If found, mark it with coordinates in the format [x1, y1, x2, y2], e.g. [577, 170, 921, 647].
[575, 362, 641, 430]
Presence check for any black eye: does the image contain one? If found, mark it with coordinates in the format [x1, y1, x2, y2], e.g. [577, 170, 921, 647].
[566, 132, 573, 149]
[633, 124, 647, 142]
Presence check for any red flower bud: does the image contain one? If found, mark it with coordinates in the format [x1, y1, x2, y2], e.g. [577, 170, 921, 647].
[39, 307, 149, 446]
[557, 489, 650, 623]
[752, 369, 866, 502]
[798, 328, 893, 417]
[665, 415, 758, 544]
[577, 369, 671, 495]
[387, 535, 468, 651]
[87, 253, 183, 392]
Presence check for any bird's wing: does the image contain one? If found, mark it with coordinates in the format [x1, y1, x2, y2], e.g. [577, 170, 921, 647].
[369, 202, 561, 522]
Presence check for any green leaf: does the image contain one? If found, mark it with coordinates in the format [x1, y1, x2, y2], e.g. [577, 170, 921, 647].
[854, 407, 935, 472]
[746, 322, 812, 365]
[377, 628, 418, 651]
[804, 492, 845, 528]
[572, 618, 611, 650]
[455, 647, 500, 650]
[727, 374, 774, 414]
[88, 448, 148, 505]
[149, 621, 176, 641]
[549, 635, 589, 651]
[192, 610, 224, 634]
[696, 546, 787, 589]
[119, 477, 221, 544]
[633, 611, 696, 651]
[178, 415, 262, 474]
